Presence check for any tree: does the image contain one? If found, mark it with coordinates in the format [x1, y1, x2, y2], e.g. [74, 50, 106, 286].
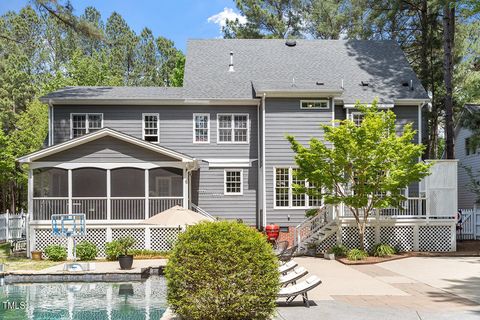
[443, 0, 455, 159]
[287, 102, 431, 250]
[169, 53, 185, 87]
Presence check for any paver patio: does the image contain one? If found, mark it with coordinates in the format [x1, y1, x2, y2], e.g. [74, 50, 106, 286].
[276, 256, 480, 320]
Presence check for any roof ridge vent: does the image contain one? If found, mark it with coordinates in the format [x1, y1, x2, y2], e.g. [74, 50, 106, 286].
[228, 51, 234, 72]
[285, 39, 296, 47]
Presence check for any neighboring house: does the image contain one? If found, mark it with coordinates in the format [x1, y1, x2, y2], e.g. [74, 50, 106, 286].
[455, 104, 480, 209]
[18, 39, 458, 254]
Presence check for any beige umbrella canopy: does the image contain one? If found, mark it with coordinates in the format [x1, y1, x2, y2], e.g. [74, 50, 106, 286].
[145, 205, 214, 226]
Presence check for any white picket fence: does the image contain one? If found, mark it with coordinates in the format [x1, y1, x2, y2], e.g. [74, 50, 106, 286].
[459, 208, 480, 240]
[0, 211, 27, 242]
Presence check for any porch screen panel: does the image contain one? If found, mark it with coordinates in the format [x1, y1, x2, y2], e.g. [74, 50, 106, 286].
[149, 168, 183, 197]
[72, 168, 107, 197]
[33, 168, 68, 197]
[111, 168, 145, 197]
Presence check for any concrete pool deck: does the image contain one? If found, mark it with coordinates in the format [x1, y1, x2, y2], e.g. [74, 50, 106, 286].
[1, 259, 167, 283]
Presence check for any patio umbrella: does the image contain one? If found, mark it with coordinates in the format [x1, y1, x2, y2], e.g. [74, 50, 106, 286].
[145, 205, 214, 226]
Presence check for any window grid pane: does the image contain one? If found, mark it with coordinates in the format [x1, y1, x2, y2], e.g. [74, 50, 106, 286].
[352, 114, 364, 126]
[194, 115, 209, 142]
[275, 168, 289, 207]
[291, 169, 305, 207]
[225, 171, 242, 194]
[88, 114, 102, 132]
[72, 115, 86, 138]
[144, 114, 159, 142]
[234, 115, 247, 142]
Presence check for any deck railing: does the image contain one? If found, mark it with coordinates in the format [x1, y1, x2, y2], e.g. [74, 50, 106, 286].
[32, 197, 183, 220]
[338, 197, 427, 219]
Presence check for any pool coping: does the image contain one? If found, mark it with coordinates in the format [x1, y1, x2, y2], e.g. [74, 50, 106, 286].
[1, 265, 166, 284]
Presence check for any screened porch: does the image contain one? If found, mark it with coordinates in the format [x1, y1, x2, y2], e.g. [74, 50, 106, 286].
[31, 166, 186, 221]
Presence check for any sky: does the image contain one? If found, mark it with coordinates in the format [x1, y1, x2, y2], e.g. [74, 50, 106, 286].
[0, 0, 246, 52]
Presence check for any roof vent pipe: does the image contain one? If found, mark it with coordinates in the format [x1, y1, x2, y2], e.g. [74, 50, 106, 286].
[228, 51, 235, 72]
[341, 79, 344, 90]
[410, 79, 413, 91]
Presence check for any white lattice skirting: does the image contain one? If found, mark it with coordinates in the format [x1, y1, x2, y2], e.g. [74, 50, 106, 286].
[31, 224, 183, 258]
[333, 220, 456, 252]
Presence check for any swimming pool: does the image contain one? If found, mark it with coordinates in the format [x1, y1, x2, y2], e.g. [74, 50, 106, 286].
[0, 276, 167, 319]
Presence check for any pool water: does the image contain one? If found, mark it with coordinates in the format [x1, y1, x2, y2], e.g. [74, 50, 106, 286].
[0, 276, 167, 320]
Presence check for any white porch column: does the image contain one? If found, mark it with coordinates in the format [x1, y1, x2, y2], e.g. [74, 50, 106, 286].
[183, 168, 188, 209]
[27, 169, 33, 257]
[145, 169, 149, 219]
[68, 169, 73, 213]
[106, 169, 111, 220]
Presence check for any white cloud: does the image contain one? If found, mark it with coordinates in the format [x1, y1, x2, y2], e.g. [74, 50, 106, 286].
[207, 7, 246, 30]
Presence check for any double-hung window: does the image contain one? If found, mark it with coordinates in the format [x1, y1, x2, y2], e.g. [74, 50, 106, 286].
[143, 113, 159, 143]
[224, 170, 243, 195]
[274, 167, 320, 208]
[193, 113, 210, 143]
[217, 114, 249, 143]
[71, 113, 103, 138]
[350, 112, 364, 126]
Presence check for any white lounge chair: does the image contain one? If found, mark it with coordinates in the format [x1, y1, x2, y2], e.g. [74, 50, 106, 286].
[278, 260, 297, 274]
[278, 275, 322, 307]
[279, 266, 308, 286]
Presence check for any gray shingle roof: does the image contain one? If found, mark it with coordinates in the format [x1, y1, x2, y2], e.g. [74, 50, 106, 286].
[183, 39, 428, 103]
[41, 86, 184, 102]
[41, 39, 428, 104]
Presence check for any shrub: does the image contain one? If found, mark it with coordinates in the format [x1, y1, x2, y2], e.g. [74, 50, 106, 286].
[347, 248, 368, 261]
[117, 236, 136, 256]
[165, 221, 279, 320]
[44, 244, 67, 261]
[105, 240, 121, 261]
[128, 249, 170, 259]
[76, 241, 98, 260]
[327, 244, 348, 257]
[372, 243, 396, 257]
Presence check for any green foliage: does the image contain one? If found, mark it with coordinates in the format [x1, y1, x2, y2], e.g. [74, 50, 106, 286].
[327, 245, 348, 257]
[288, 101, 431, 250]
[75, 241, 98, 261]
[305, 208, 318, 218]
[165, 221, 279, 320]
[117, 236, 136, 256]
[128, 249, 170, 259]
[347, 248, 368, 261]
[372, 243, 396, 257]
[44, 244, 67, 261]
[105, 240, 121, 261]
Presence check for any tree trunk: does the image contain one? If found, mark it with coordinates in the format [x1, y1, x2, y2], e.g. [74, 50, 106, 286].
[357, 222, 366, 251]
[443, 2, 455, 159]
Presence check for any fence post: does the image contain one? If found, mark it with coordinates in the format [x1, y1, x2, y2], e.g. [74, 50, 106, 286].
[5, 209, 9, 242]
[474, 204, 478, 240]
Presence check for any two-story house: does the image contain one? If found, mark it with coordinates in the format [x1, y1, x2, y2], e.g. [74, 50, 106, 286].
[20, 39, 459, 255]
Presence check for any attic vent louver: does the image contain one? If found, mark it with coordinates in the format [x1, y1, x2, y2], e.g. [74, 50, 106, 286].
[361, 81, 369, 87]
[228, 51, 234, 72]
[285, 40, 296, 47]
[402, 82, 409, 87]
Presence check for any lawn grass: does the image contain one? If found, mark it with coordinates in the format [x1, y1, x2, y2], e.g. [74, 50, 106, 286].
[0, 242, 61, 271]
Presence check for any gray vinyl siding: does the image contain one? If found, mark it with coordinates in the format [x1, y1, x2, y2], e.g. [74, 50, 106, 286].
[192, 162, 258, 225]
[52, 104, 258, 222]
[53, 105, 257, 160]
[41, 136, 177, 162]
[456, 127, 479, 209]
[264, 98, 334, 226]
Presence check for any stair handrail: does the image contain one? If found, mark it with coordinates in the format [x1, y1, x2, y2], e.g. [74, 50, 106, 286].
[191, 204, 216, 220]
[293, 205, 329, 250]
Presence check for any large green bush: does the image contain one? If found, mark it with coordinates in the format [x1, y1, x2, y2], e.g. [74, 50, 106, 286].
[76, 241, 98, 260]
[165, 221, 279, 320]
[105, 240, 121, 261]
[44, 244, 67, 261]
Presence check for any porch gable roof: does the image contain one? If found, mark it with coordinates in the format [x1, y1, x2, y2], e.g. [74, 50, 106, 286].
[17, 127, 195, 164]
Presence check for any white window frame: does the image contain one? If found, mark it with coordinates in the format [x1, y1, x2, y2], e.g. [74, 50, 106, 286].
[224, 169, 243, 195]
[216, 113, 249, 144]
[70, 113, 104, 139]
[349, 111, 364, 126]
[142, 113, 160, 143]
[193, 113, 210, 143]
[300, 100, 330, 110]
[273, 167, 320, 209]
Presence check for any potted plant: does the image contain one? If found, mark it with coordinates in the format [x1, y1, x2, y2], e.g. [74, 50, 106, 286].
[117, 236, 136, 270]
[306, 241, 318, 257]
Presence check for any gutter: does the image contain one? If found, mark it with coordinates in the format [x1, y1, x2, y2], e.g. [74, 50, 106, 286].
[39, 98, 260, 106]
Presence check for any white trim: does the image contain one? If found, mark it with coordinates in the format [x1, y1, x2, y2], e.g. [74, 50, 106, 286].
[70, 113, 104, 139]
[224, 169, 243, 195]
[343, 104, 394, 109]
[418, 103, 422, 145]
[68, 169, 72, 214]
[18, 128, 195, 163]
[192, 113, 210, 144]
[331, 98, 335, 127]
[145, 169, 149, 219]
[349, 111, 364, 126]
[106, 169, 111, 220]
[183, 168, 188, 208]
[29, 161, 189, 170]
[255, 89, 343, 98]
[216, 113, 250, 144]
[261, 94, 266, 227]
[142, 113, 160, 143]
[300, 99, 330, 110]
[204, 158, 254, 168]
[394, 99, 430, 105]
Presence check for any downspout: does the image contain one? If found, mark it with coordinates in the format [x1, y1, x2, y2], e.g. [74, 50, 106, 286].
[48, 101, 53, 146]
[262, 93, 267, 229]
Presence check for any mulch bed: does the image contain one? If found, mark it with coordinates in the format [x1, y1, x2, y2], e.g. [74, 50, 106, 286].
[337, 253, 411, 265]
